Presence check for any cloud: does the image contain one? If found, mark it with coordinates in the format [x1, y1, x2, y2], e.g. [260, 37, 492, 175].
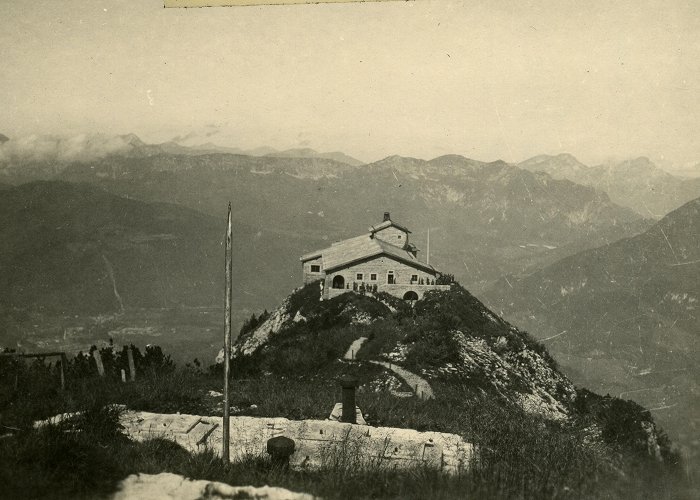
[170, 131, 199, 144]
[0, 133, 133, 163]
[171, 125, 221, 143]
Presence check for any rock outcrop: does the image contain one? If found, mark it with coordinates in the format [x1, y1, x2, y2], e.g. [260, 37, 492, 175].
[113, 472, 313, 500]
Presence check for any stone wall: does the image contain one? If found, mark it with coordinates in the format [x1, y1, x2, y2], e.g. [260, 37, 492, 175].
[114, 411, 474, 475]
[324, 255, 436, 296]
[301, 256, 324, 284]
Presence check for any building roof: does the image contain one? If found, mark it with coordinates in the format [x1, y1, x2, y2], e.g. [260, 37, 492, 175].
[368, 219, 412, 234]
[300, 234, 435, 274]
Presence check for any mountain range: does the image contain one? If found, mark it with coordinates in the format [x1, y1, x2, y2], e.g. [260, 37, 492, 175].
[519, 154, 700, 217]
[156, 142, 365, 166]
[20, 149, 651, 293]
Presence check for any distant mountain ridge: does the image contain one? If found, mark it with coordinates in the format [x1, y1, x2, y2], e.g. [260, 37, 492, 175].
[0, 133, 365, 174]
[156, 142, 365, 166]
[518, 154, 700, 217]
[264, 148, 364, 166]
[35, 151, 650, 292]
[3, 133, 697, 215]
[0, 137, 655, 295]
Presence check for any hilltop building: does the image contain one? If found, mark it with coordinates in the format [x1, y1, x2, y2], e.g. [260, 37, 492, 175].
[300, 212, 450, 300]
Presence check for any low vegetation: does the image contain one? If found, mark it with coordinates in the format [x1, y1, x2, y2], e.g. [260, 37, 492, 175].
[0, 283, 691, 498]
[0, 353, 689, 499]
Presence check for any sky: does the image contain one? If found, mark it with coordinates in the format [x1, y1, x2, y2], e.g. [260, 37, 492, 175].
[1, 0, 699, 173]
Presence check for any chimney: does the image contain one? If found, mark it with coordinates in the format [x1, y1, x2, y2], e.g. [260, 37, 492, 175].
[383, 212, 391, 222]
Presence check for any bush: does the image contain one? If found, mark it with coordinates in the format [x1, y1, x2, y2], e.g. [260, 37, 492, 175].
[573, 388, 680, 464]
[404, 329, 461, 370]
[239, 309, 270, 337]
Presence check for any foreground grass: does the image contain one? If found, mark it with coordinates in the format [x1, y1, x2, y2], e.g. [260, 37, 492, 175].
[0, 361, 692, 499]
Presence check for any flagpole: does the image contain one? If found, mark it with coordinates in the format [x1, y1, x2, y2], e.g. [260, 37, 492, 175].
[222, 202, 232, 463]
[427, 227, 430, 266]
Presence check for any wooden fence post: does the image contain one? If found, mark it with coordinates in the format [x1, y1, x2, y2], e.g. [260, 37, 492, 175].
[59, 354, 67, 390]
[60, 353, 68, 389]
[127, 347, 136, 382]
[2, 351, 69, 389]
[93, 350, 105, 377]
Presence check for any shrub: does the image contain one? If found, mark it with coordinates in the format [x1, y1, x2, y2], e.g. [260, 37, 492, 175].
[405, 330, 461, 370]
[239, 309, 270, 337]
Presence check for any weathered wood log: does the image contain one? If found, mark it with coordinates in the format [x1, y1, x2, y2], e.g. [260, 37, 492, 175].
[93, 350, 105, 377]
[127, 346, 136, 382]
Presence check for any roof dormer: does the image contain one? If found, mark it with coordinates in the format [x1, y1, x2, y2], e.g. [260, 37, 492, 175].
[368, 212, 411, 248]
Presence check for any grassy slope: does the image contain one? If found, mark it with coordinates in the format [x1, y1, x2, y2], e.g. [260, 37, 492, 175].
[0, 356, 689, 500]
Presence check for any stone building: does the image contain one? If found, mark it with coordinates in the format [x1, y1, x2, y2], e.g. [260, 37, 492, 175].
[300, 213, 450, 300]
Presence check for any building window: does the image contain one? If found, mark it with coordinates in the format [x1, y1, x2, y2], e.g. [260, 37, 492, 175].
[356, 273, 363, 280]
[387, 271, 395, 284]
[411, 274, 418, 282]
[370, 273, 377, 281]
[310, 265, 321, 273]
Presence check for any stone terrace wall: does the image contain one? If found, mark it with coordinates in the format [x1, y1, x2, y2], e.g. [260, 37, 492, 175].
[327, 284, 451, 300]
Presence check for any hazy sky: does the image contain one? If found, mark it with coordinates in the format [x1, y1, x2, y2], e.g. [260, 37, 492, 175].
[1, 0, 699, 172]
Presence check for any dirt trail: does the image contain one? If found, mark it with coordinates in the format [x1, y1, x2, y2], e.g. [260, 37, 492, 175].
[342, 337, 434, 400]
[370, 360, 435, 400]
[343, 337, 368, 360]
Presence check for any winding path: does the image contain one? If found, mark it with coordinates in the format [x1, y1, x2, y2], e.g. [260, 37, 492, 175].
[343, 337, 434, 401]
[369, 360, 435, 400]
[344, 337, 368, 360]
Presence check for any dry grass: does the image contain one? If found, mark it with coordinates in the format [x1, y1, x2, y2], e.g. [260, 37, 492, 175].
[0, 354, 691, 499]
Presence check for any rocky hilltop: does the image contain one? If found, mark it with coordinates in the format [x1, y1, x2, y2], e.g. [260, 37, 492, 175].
[228, 281, 673, 462]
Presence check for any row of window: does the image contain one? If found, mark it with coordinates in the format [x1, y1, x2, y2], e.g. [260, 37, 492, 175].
[310, 265, 424, 285]
[353, 272, 420, 283]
